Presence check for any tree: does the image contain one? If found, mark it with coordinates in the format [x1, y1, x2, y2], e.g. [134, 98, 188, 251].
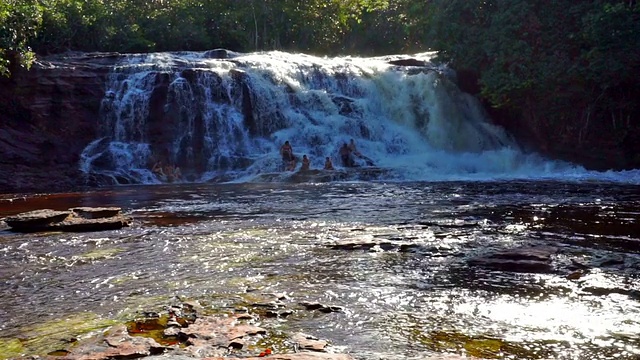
[0, 0, 44, 77]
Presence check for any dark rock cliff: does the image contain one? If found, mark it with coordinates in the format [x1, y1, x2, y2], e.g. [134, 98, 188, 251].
[455, 70, 640, 172]
[0, 54, 115, 193]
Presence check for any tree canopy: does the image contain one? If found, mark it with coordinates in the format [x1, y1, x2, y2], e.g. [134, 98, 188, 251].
[1, 0, 639, 138]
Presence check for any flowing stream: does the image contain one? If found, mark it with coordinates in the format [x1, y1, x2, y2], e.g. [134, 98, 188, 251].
[1, 180, 639, 359]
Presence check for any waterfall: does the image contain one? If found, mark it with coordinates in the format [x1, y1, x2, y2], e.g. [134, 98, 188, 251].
[79, 50, 578, 184]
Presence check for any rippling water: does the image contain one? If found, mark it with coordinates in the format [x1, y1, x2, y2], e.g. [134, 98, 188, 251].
[1, 181, 639, 359]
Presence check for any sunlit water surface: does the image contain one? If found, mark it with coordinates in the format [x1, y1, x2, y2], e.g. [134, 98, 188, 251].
[1, 181, 639, 359]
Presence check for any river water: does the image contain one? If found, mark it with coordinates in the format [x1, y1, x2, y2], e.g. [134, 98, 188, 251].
[1, 180, 639, 359]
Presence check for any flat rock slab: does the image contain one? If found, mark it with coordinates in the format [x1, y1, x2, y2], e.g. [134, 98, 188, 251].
[292, 333, 328, 351]
[232, 354, 355, 360]
[3, 208, 131, 233]
[47, 324, 165, 360]
[180, 314, 266, 348]
[71, 206, 122, 219]
[57, 215, 132, 232]
[3, 209, 71, 231]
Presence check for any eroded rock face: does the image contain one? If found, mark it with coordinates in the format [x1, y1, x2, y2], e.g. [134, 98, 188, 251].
[0, 53, 115, 193]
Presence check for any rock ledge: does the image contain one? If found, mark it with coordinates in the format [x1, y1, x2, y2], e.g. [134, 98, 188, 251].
[2, 207, 132, 233]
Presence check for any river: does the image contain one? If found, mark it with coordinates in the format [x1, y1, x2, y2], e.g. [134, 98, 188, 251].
[1, 179, 639, 359]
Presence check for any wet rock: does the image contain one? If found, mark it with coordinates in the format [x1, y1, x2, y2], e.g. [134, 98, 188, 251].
[569, 258, 590, 270]
[71, 206, 122, 219]
[598, 256, 626, 267]
[3, 207, 132, 233]
[57, 215, 132, 232]
[327, 235, 393, 251]
[265, 309, 293, 318]
[567, 270, 584, 280]
[164, 327, 181, 337]
[254, 168, 391, 184]
[179, 314, 266, 349]
[184, 337, 230, 358]
[3, 209, 71, 231]
[327, 234, 421, 253]
[167, 316, 182, 327]
[299, 301, 343, 313]
[467, 246, 557, 273]
[203, 49, 235, 59]
[50, 324, 165, 360]
[387, 58, 429, 67]
[292, 333, 328, 352]
[202, 353, 355, 360]
[582, 287, 640, 300]
[250, 300, 286, 310]
[566, 270, 584, 280]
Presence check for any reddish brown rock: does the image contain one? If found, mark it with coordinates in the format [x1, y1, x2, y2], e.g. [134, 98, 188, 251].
[229, 354, 355, 360]
[0, 54, 114, 193]
[179, 314, 266, 349]
[49, 324, 165, 360]
[292, 333, 328, 352]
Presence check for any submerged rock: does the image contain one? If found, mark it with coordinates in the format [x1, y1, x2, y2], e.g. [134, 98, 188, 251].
[254, 167, 391, 184]
[299, 301, 343, 314]
[467, 246, 558, 273]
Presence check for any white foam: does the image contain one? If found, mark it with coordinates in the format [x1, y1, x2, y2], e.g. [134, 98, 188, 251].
[79, 50, 639, 185]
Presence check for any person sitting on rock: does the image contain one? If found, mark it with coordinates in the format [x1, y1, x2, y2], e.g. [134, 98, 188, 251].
[300, 155, 310, 171]
[165, 164, 176, 182]
[173, 166, 182, 180]
[339, 143, 353, 167]
[281, 141, 297, 171]
[281, 141, 294, 162]
[152, 161, 164, 176]
[324, 157, 334, 170]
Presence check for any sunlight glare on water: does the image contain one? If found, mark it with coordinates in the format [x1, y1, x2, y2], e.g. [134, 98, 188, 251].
[1, 181, 639, 359]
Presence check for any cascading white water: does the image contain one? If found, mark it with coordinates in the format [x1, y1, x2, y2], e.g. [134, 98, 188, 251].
[79, 50, 587, 185]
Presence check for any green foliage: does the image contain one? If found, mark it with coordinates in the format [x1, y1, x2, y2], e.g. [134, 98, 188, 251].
[428, 0, 640, 120]
[580, 2, 640, 89]
[1, 0, 638, 135]
[0, 0, 44, 76]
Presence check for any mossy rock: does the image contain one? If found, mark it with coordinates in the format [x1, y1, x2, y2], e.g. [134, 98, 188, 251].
[0, 338, 24, 359]
[19, 312, 118, 356]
